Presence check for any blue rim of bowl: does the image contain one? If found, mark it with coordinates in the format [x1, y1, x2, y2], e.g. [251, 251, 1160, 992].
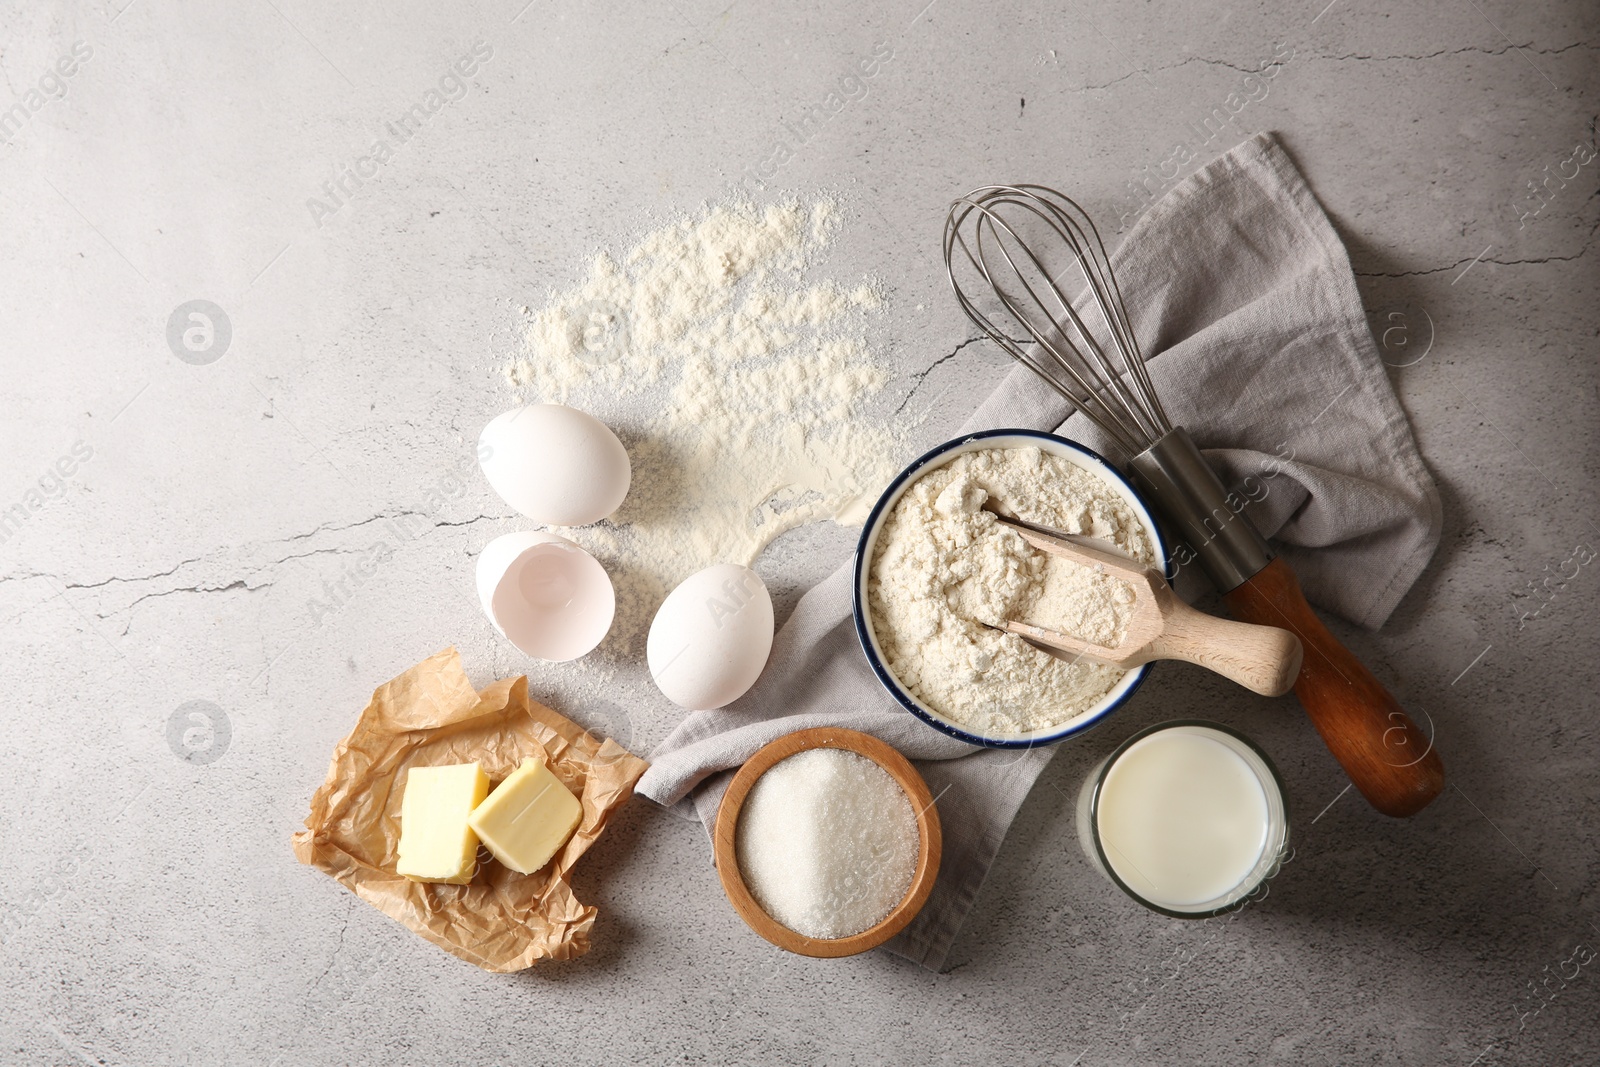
[850, 428, 1168, 750]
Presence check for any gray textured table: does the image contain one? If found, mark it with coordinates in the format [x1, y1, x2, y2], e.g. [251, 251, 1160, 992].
[2, 1, 1596, 1064]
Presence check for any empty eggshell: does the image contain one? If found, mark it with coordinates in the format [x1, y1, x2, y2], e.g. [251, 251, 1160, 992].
[476, 531, 615, 661]
[647, 564, 774, 710]
[479, 404, 631, 526]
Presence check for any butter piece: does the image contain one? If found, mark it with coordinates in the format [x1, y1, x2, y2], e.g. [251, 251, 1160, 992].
[396, 762, 491, 884]
[467, 758, 583, 875]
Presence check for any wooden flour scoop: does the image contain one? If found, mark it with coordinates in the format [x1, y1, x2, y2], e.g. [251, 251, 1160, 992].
[993, 514, 1304, 698]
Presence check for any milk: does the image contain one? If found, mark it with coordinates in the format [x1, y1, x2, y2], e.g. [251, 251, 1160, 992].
[1078, 723, 1286, 914]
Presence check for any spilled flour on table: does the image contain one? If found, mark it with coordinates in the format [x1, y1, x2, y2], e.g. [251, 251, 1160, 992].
[504, 198, 904, 650]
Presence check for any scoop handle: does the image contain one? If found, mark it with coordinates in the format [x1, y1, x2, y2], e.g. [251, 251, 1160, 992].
[1223, 557, 1444, 817]
[1150, 597, 1304, 697]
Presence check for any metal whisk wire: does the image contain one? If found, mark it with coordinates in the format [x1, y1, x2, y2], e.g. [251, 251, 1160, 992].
[938, 184, 1447, 819]
[943, 184, 1170, 456]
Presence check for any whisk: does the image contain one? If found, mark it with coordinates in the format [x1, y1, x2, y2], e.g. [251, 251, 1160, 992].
[944, 184, 1444, 818]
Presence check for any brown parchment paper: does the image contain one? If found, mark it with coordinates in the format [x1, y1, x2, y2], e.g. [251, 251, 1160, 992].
[291, 646, 649, 972]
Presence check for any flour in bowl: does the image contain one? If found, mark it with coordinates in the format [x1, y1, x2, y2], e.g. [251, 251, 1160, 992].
[867, 446, 1157, 736]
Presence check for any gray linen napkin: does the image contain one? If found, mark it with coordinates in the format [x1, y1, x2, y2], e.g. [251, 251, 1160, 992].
[635, 133, 1442, 971]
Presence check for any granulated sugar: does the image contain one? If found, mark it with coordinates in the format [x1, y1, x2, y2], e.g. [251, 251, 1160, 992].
[505, 198, 902, 649]
[735, 747, 918, 940]
[868, 446, 1156, 737]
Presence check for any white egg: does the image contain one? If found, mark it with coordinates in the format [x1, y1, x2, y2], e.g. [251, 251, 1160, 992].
[648, 564, 774, 710]
[479, 404, 630, 526]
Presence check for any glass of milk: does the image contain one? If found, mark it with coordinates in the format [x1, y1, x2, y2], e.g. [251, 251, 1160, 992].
[1076, 721, 1289, 917]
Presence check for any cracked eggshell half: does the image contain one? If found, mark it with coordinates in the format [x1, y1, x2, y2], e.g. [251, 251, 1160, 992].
[479, 404, 631, 526]
[647, 564, 774, 710]
[476, 531, 615, 661]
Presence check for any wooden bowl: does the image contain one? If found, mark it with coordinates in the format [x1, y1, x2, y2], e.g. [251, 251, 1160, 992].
[713, 727, 943, 958]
